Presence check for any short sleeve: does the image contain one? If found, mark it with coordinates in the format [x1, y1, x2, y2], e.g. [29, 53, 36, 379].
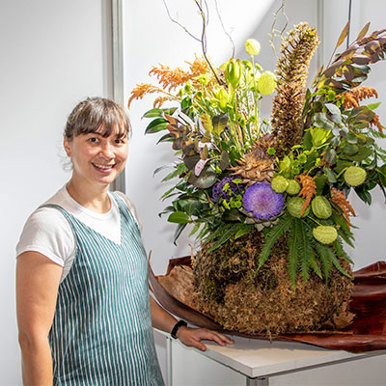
[16, 206, 76, 267]
[114, 191, 143, 232]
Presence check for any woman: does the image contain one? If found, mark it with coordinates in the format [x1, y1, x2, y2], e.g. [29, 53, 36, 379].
[16, 97, 233, 385]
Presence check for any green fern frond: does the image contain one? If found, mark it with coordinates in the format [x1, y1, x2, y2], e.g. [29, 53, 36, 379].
[288, 218, 301, 289]
[331, 211, 355, 247]
[257, 215, 292, 269]
[308, 250, 323, 279]
[333, 237, 354, 264]
[330, 252, 352, 278]
[314, 242, 333, 282]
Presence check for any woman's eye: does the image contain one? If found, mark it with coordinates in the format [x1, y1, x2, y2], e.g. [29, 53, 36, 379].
[88, 137, 99, 143]
[114, 139, 125, 144]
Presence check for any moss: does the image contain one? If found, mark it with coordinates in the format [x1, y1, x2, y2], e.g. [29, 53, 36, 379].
[193, 229, 354, 335]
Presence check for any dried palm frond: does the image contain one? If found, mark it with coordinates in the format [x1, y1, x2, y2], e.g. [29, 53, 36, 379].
[271, 23, 320, 156]
[330, 188, 356, 227]
[297, 174, 317, 216]
[343, 86, 378, 109]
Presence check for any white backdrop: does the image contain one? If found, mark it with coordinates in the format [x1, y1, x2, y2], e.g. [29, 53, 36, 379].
[0, 0, 111, 383]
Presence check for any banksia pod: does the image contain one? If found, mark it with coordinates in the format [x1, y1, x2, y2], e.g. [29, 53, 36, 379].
[271, 23, 320, 156]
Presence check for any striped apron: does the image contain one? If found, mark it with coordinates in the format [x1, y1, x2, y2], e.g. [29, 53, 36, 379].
[45, 193, 164, 385]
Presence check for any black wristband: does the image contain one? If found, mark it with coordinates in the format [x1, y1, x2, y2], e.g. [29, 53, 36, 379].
[170, 320, 187, 339]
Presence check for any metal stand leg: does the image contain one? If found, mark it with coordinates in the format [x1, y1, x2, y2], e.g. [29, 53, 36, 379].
[166, 337, 173, 386]
[246, 376, 269, 386]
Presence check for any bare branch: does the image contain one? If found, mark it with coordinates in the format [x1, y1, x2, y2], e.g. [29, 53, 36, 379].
[270, 0, 289, 58]
[214, 0, 235, 58]
[162, 0, 201, 42]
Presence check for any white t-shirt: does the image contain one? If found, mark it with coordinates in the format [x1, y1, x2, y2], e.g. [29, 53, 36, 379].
[16, 186, 141, 282]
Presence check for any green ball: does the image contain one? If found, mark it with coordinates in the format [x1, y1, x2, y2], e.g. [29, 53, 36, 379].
[257, 71, 276, 95]
[287, 197, 310, 218]
[271, 176, 289, 193]
[311, 196, 332, 219]
[344, 166, 367, 187]
[312, 225, 338, 244]
[286, 180, 301, 195]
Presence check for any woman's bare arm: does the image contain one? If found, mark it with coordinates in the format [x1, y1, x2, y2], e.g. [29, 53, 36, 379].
[16, 251, 63, 385]
[149, 296, 234, 351]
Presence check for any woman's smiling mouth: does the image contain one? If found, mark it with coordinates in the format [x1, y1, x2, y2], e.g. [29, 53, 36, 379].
[92, 162, 116, 171]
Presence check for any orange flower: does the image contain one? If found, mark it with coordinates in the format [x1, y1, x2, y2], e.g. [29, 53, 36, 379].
[330, 188, 356, 228]
[297, 174, 317, 216]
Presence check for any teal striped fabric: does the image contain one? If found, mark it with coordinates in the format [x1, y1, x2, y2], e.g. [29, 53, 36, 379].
[45, 194, 164, 385]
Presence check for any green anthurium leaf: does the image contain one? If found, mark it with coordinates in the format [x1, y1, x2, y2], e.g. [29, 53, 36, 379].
[143, 108, 164, 118]
[145, 118, 169, 134]
[168, 211, 190, 224]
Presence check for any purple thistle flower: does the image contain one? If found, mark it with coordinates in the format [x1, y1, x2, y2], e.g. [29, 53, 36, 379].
[242, 182, 284, 220]
[212, 176, 242, 202]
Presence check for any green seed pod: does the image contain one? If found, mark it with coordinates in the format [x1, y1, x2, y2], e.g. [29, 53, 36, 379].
[271, 175, 289, 193]
[287, 197, 310, 218]
[312, 225, 338, 244]
[225, 59, 242, 88]
[286, 180, 301, 195]
[311, 196, 332, 219]
[344, 166, 367, 187]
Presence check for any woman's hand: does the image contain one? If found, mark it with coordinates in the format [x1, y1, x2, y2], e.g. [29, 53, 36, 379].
[175, 326, 234, 352]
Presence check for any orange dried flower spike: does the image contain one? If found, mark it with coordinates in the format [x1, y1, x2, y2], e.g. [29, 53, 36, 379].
[330, 187, 356, 228]
[297, 174, 317, 216]
[343, 86, 378, 109]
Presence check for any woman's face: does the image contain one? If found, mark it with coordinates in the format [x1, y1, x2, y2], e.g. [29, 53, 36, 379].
[63, 125, 129, 187]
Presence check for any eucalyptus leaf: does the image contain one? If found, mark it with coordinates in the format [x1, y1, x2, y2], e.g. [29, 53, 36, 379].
[325, 148, 337, 165]
[323, 166, 337, 183]
[184, 155, 200, 170]
[219, 151, 230, 170]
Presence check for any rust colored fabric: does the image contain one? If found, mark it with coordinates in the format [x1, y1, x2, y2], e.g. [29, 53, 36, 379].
[149, 258, 386, 353]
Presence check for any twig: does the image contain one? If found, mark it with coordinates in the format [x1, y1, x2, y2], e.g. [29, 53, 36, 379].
[270, 0, 289, 58]
[194, 0, 224, 85]
[162, 0, 201, 42]
[214, 0, 235, 58]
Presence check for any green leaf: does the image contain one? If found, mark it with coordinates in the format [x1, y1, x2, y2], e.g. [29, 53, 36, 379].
[257, 215, 292, 269]
[200, 113, 213, 133]
[234, 224, 252, 240]
[173, 223, 187, 244]
[212, 114, 228, 135]
[188, 170, 217, 189]
[219, 151, 230, 170]
[367, 102, 381, 111]
[208, 225, 235, 252]
[323, 166, 337, 183]
[143, 108, 163, 118]
[377, 164, 386, 187]
[314, 243, 333, 282]
[145, 118, 169, 134]
[168, 211, 190, 224]
[189, 223, 201, 237]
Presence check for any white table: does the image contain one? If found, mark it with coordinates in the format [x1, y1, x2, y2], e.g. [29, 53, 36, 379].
[157, 330, 386, 386]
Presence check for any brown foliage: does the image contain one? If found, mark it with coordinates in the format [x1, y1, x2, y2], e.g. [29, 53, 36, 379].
[330, 188, 356, 228]
[297, 174, 317, 216]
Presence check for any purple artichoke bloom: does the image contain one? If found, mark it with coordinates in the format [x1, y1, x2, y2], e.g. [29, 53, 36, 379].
[243, 182, 284, 220]
[212, 176, 242, 202]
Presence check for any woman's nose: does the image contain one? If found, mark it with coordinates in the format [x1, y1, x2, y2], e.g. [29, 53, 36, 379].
[100, 142, 114, 158]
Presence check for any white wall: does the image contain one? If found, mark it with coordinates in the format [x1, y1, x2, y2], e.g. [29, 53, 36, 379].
[124, 0, 385, 384]
[0, 0, 111, 383]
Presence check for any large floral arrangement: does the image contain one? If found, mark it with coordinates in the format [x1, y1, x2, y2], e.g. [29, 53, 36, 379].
[130, 22, 386, 334]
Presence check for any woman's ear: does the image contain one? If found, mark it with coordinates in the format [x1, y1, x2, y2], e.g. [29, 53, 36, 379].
[63, 136, 72, 157]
